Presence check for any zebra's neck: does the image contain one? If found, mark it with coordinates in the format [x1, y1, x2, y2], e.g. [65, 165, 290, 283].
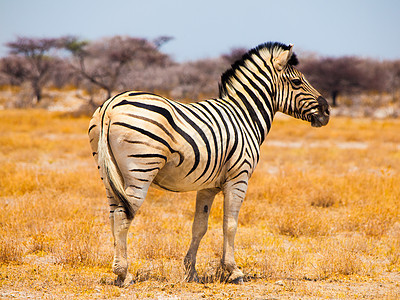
[219, 58, 276, 145]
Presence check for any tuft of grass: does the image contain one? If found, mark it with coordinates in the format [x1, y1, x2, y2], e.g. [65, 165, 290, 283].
[315, 236, 368, 278]
[271, 207, 332, 237]
[56, 218, 113, 267]
[0, 235, 23, 264]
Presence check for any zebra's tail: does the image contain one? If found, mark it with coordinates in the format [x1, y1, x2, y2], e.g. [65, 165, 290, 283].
[97, 112, 135, 219]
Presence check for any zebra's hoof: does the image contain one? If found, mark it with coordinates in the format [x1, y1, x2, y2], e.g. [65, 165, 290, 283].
[114, 273, 133, 288]
[185, 272, 200, 283]
[229, 276, 244, 285]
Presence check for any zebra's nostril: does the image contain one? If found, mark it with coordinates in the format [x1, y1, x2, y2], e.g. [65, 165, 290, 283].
[316, 97, 330, 117]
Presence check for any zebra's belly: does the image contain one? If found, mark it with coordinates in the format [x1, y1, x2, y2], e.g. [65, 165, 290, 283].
[151, 161, 220, 192]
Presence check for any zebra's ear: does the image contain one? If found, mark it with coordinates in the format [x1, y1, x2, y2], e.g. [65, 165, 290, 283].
[273, 44, 294, 71]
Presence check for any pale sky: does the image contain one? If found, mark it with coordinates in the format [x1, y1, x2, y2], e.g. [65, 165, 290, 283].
[0, 0, 399, 61]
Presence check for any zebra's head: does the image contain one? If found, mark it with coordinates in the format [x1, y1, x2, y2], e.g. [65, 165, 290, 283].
[270, 43, 330, 127]
[219, 42, 330, 129]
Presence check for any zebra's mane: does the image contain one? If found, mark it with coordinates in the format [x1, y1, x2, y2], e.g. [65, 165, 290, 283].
[219, 42, 298, 98]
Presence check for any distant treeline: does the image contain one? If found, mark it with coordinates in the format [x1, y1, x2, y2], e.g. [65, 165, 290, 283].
[1, 35, 399, 107]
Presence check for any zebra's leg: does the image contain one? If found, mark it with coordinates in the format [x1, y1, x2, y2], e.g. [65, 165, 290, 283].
[104, 184, 132, 286]
[106, 188, 118, 247]
[221, 183, 247, 284]
[111, 167, 158, 287]
[184, 188, 219, 282]
[104, 186, 130, 285]
[112, 204, 134, 287]
[111, 185, 147, 287]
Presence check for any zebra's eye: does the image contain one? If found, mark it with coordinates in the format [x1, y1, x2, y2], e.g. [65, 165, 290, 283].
[291, 78, 302, 86]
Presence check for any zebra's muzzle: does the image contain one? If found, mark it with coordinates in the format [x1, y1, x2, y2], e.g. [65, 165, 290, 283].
[311, 97, 330, 127]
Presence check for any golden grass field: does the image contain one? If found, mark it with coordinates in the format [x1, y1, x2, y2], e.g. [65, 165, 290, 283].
[0, 109, 399, 299]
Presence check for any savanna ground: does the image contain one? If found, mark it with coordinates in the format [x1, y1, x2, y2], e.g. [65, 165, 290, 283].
[0, 109, 399, 299]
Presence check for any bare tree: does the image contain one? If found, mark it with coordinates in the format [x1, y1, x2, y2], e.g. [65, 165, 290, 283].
[49, 59, 76, 89]
[0, 55, 30, 86]
[63, 36, 172, 100]
[385, 60, 400, 102]
[222, 47, 247, 64]
[1, 37, 62, 103]
[122, 47, 246, 102]
[299, 56, 384, 107]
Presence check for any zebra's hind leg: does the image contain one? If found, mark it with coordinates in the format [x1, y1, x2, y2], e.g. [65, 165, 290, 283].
[108, 177, 151, 287]
[221, 183, 247, 284]
[112, 204, 134, 287]
[105, 188, 131, 285]
[105, 188, 133, 286]
[184, 188, 219, 282]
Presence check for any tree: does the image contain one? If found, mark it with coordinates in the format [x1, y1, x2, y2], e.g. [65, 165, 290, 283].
[222, 47, 247, 64]
[299, 56, 386, 107]
[0, 55, 30, 86]
[63, 36, 172, 100]
[385, 60, 400, 102]
[1, 37, 62, 103]
[122, 47, 247, 101]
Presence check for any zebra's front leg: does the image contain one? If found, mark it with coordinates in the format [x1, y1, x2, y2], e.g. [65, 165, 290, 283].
[221, 182, 247, 284]
[184, 188, 219, 282]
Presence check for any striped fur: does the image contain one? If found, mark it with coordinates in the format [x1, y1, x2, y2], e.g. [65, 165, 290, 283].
[88, 42, 330, 286]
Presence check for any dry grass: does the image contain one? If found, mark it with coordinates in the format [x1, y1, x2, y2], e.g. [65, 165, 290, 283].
[1, 109, 400, 299]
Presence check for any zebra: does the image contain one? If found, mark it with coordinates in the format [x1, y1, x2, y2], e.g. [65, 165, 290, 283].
[88, 42, 330, 287]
